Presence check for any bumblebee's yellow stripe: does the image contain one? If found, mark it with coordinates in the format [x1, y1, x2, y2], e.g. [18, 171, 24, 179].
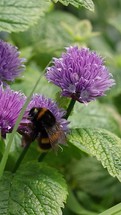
[40, 133, 59, 144]
[37, 108, 47, 119]
[41, 137, 50, 144]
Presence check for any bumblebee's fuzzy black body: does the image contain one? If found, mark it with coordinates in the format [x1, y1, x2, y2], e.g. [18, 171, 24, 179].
[28, 107, 65, 150]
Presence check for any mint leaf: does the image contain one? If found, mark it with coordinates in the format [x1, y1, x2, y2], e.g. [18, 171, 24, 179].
[69, 128, 121, 182]
[0, 162, 68, 215]
[11, 11, 96, 52]
[0, 0, 50, 32]
[69, 101, 121, 137]
[53, 0, 94, 11]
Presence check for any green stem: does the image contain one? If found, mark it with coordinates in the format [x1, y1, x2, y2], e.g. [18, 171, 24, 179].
[38, 152, 47, 162]
[65, 99, 76, 119]
[12, 142, 31, 173]
[0, 61, 52, 178]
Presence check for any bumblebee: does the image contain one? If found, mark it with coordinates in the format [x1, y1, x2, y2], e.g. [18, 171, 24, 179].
[22, 107, 66, 150]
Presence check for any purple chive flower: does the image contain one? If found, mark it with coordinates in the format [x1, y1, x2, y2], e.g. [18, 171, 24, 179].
[0, 40, 25, 85]
[19, 94, 69, 145]
[0, 86, 26, 138]
[46, 46, 115, 103]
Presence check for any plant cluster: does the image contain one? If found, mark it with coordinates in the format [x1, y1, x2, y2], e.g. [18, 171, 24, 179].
[0, 1, 121, 215]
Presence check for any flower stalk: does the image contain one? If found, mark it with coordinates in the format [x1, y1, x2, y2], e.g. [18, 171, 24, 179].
[12, 142, 31, 173]
[65, 99, 76, 119]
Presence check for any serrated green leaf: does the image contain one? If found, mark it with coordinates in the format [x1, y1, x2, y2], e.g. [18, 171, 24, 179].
[0, 0, 51, 32]
[69, 101, 121, 137]
[0, 162, 68, 215]
[68, 128, 121, 182]
[53, 0, 94, 11]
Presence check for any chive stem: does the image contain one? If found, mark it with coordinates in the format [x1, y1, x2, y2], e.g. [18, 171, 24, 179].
[65, 99, 76, 119]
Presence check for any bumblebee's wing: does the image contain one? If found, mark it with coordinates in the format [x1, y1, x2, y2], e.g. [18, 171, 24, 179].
[45, 124, 66, 149]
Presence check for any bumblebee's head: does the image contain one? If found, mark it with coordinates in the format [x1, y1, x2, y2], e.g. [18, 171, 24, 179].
[29, 107, 39, 120]
[28, 107, 56, 127]
[41, 109, 56, 127]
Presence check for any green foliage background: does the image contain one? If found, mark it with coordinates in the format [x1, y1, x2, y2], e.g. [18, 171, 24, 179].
[0, 0, 121, 214]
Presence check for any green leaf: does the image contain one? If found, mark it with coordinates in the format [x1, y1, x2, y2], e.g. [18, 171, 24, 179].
[12, 11, 78, 49]
[89, 36, 113, 57]
[76, 191, 103, 213]
[0, 162, 68, 215]
[69, 101, 121, 137]
[53, 0, 94, 11]
[106, 61, 121, 98]
[11, 65, 58, 98]
[99, 203, 121, 215]
[55, 92, 70, 109]
[26, 11, 78, 52]
[0, 0, 51, 32]
[68, 157, 121, 200]
[67, 189, 97, 215]
[11, 11, 96, 54]
[108, 14, 121, 33]
[106, 69, 121, 98]
[68, 128, 121, 182]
